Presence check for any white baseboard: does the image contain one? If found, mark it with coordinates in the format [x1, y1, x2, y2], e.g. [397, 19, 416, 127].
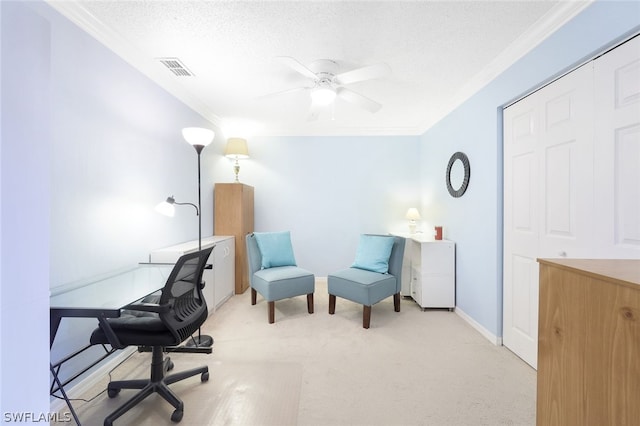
[455, 307, 503, 346]
[51, 347, 136, 413]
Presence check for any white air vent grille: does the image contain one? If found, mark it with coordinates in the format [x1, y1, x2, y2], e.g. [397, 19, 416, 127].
[157, 58, 194, 77]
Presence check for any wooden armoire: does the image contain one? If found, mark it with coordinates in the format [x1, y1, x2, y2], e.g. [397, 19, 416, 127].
[214, 183, 254, 294]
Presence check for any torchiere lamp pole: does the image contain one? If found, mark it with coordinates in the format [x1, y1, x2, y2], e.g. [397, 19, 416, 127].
[182, 127, 215, 347]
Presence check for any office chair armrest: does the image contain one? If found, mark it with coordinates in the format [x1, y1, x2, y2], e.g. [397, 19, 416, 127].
[200, 264, 213, 289]
[122, 302, 171, 314]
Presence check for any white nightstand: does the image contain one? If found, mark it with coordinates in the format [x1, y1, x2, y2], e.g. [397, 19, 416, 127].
[409, 237, 455, 310]
[392, 233, 456, 310]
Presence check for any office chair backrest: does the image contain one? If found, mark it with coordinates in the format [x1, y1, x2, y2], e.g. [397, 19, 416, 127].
[159, 246, 213, 343]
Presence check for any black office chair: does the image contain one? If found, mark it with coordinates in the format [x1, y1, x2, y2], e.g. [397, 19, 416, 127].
[90, 247, 214, 425]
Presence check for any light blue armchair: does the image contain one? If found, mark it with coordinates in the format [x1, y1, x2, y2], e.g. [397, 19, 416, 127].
[246, 232, 315, 323]
[328, 234, 405, 328]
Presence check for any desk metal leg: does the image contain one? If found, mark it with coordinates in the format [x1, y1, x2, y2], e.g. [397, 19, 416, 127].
[50, 363, 81, 426]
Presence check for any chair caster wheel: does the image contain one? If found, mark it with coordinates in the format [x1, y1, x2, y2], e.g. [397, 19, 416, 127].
[201, 371, 209, 382]
[107, 388, 120, 398]
[171, 409, 183, 422]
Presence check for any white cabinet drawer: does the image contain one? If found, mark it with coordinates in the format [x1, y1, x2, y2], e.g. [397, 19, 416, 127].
[408, 239, 455, 309]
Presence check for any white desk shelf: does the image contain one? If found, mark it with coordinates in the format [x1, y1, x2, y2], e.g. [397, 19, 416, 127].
[149, 236, 235, 315]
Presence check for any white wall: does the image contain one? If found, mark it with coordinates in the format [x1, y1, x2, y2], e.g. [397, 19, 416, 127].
[419, 0, 640, 340]
[1, 1, 52, 418]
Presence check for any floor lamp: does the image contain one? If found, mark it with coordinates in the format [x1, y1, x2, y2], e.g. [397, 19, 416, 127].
[156, 127, 215, 348]
[182, 127, 215, 348]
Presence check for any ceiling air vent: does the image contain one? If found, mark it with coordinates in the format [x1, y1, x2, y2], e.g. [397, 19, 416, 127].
[157, 57, 194, 77]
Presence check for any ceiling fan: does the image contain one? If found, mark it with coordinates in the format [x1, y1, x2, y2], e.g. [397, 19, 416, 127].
[263, 56, 391, 121]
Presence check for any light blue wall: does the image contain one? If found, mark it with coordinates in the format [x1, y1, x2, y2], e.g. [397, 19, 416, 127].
[228, 135, 420, 276]
[419, 0, 640, 338]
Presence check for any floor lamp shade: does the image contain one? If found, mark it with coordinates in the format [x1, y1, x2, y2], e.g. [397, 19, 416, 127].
[182, 127, 214, 152]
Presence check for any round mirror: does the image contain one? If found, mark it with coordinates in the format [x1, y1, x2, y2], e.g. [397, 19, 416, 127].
[446, 152, 470, 198]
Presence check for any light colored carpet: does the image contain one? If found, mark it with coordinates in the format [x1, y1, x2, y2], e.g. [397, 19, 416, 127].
[56, 280, 536, 425]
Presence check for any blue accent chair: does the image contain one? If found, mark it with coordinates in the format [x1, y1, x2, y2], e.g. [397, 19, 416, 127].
[328, 235, 405, 328]
[246, 233, 315, 323]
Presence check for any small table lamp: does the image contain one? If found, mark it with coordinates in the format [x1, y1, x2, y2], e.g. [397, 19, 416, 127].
[224, 138, 249, 182]
[406, 208, 421, 234]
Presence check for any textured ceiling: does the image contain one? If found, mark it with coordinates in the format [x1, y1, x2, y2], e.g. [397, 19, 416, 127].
[49, 1, 590, 137]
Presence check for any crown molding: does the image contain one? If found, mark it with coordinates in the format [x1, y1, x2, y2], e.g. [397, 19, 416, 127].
[420, 0, 593, 134]
[46, 0, 223, 130]
[46, 0, 592, 138]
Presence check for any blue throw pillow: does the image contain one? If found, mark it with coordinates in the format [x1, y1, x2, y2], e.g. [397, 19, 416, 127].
[351, 235, 395, 274]
[254, 231, 297, 269]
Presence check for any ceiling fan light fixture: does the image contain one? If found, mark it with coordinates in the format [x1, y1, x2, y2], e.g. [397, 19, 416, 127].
[311, 86, 337, 105]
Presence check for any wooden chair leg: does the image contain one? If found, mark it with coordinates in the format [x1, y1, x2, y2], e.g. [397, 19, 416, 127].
[328, 294, 336, 314]
[363, 305, 371, 329]
[268, 301, 275, 324]
[394, 293, 401, 312]
[251, 288, 257, 306]
[307, 293, 314, 314]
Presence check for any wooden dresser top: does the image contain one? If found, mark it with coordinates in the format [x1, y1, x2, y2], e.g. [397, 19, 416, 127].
[538, 259, 640, 288]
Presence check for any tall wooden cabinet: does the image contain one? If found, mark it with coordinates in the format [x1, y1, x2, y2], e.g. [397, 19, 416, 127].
[214, 183, 254, 294]
[537, 258, 640, 426]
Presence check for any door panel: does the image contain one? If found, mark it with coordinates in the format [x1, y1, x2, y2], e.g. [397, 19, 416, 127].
[503, 97, 539, 367]
[594, 36, 640, 257]
[504, 62, 593, 369]
[538, 63, 594, 260]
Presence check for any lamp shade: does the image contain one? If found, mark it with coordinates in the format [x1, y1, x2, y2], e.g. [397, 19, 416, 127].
[406, 208, 421, 221]
[311, 86, 337, 105]
[182, 127, 214, 148]
[224, 138, 249, 159]
[155, 199, 176, 217]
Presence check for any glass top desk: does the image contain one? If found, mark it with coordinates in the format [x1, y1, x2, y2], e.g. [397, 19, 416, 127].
[50, 263, 174, 346]
[50, 263, 174, 425]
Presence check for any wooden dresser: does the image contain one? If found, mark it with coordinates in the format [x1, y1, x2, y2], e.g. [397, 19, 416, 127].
[214, 183, 254, 294]
[536, 259, 640, 426]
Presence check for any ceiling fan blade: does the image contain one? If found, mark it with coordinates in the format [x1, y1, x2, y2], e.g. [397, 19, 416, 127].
[335, 62, 391, 85]
[256, 86, 308, 100]
[336, 87, 382, 113]
[277, 56, 318, 81]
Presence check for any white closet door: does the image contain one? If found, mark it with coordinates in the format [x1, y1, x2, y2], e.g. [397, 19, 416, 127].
[593, 36, 640, 258]
[503, 63, 594, 368]
[503, 93, 541, 368]
[538, 63, 595, 260]
[503, 36, 640, 368]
